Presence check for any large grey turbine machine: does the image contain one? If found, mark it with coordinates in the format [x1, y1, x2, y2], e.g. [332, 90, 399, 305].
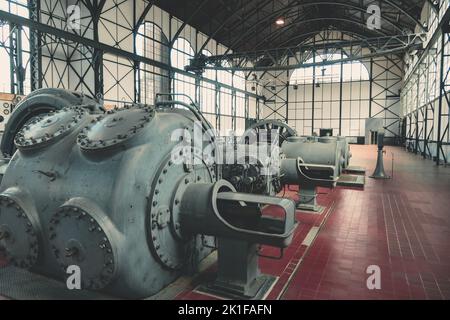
[232, 120, 352, 213]
[0, 89, 297, 299]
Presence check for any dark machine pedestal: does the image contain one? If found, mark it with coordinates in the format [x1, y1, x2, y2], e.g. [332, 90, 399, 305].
[343, 166, 366, 175]
[196, 239, 277, 300]
[296, 186, 325, 214]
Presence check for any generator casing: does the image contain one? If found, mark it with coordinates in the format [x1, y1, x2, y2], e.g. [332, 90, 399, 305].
[281, 136, 344, 177]
[0, 105, 217, 298]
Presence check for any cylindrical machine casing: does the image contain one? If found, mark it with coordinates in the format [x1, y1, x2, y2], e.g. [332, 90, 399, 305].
[180, 181, 297, 248]
[0, 105, 216, 298]
[281, 138, 343, 176]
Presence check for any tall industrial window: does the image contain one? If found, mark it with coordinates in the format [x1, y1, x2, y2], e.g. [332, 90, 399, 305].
[288, 52, 371, 137]
[0, 25, 11, 93]
[290, 53, 369, 84]
[171, 38, 196, 104]
[0, 0, 31, 94]
[200, 49, 216, 129]
[235, 71, 247, 135]
[136, 22, 170, 104]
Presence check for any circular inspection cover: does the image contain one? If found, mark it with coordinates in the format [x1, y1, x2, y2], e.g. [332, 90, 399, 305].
[148, 154, 215, 270]
[0, 195, 40, 269]
[77, 105, 154, 151]
[48, 205, 118, 290]
[14, 106, 87, 150]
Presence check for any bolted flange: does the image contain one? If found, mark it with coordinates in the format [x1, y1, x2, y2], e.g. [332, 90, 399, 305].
[14, 106, 87, 151]
[77, 104, 155, 151]
[0, 195, 40, 269]
[147, 154, 215, 270]
[48, 205, 118, 291]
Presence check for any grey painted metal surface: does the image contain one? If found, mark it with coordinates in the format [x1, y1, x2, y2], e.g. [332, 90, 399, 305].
[0, 88, 102, 157]
[280, 136, 343, 212]
[336, 174, 366, 188]
[219, 143, 282, 196]
[180, 181, 296, 299]
[218, 119, 296, 196]
[0, 94, 297, 299]
[241, 119, 298, 147]
[229, 119, 352, 212]
[0, 104, 217, 298]
[282, 137, 344, 177]
[181, 181, 296, 248]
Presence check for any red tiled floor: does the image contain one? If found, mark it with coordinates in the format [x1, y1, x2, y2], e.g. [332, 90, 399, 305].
[1, 145, 448, 301]
[281, 145, 450, 300]
[179, 146, 450, 299]
[178, 145, 450, 300]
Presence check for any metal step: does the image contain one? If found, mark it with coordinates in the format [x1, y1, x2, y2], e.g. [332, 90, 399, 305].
[343, 166, 366, 175]
[337, 174, 366, 188]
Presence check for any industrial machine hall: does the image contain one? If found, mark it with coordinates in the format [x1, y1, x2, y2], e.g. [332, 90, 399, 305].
[0, 0, 448, 302]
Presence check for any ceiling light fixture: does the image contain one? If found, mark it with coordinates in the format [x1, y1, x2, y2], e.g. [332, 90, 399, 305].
[275, 18, 285, 26]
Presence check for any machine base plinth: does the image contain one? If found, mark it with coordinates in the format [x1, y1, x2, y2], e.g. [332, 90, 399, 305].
[196, 274, 276, 300]
[369, 175, 391, 179]
[295, 186, 324, 214]
[343, 166, 366, 174]
[296, 204, 325, 214]
[337, 174, 366, 187]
